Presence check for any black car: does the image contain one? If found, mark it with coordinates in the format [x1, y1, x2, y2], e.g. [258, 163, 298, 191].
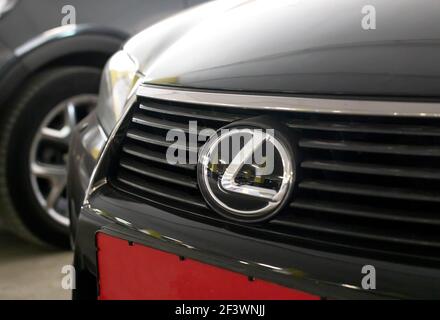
[0, 0, 206, 247]
[69, 0, 440, 299]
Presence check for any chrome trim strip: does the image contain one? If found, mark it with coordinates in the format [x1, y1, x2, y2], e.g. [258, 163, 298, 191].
[14, 24, 127, 57]
[137, 85, 440, 118]
[15, 25, 80, 57]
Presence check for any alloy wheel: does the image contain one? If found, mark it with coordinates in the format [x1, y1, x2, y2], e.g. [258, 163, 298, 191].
[29, 94, 98, 227]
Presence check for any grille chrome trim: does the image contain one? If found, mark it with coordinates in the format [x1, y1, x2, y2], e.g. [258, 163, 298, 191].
[138, 85, 440, 118]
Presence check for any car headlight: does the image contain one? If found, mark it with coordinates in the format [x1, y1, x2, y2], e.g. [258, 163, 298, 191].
[96, 50, 141, 136]
[0, 0, 18, 19]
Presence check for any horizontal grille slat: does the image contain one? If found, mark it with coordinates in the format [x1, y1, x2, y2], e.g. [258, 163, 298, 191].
[126, 128, 199, 153]
[122, 144, 196, 171]
[116, 172, 206, 209]
[288, 120, 440, 136]
[290, 199, 440, 225]
[299, 179, 440, 203]
[270, 216, 440, 248]
[299, 138, 440, 157]
[139, 102, 242, 123]
[119, 157, 198, 189]
[132, 113, 212, 138]
[301, 160, 440, 180]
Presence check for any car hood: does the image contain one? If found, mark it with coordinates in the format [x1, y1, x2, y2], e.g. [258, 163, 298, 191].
[124, 0, 440, 98]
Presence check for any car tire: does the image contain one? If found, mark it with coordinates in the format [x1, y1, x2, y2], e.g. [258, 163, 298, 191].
[0, 67, 101, 248]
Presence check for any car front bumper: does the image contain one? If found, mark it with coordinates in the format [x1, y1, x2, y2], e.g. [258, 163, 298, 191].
[69, 111, 440, 300]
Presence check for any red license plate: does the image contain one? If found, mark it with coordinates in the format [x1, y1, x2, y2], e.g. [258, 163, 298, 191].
[96, 233, 319, 300]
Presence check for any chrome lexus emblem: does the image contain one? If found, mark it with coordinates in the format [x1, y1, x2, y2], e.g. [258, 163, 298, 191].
[197, 124, 295, 222]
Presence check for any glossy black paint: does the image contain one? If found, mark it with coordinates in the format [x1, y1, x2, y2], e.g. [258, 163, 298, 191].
[67, 113, 107, 238]
[69, 0, 440, 299]
[125, 0, 440, 98]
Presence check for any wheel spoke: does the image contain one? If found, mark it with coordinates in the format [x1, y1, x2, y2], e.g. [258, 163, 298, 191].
[31, 162, 66, 181]
[31, 162, 67, 210]
[41, 127, 71, 145]
[65, 102, 78, 130]
[45, 181, 66, 211]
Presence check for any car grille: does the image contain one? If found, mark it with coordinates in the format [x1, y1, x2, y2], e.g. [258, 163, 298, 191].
[109, 94, 440, 267]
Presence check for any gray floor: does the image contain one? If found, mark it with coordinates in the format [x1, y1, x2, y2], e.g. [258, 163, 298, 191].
[0, 231, 72, 300]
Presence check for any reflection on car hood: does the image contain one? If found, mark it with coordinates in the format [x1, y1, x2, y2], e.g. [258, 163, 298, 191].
[124, 0, 440, 98]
